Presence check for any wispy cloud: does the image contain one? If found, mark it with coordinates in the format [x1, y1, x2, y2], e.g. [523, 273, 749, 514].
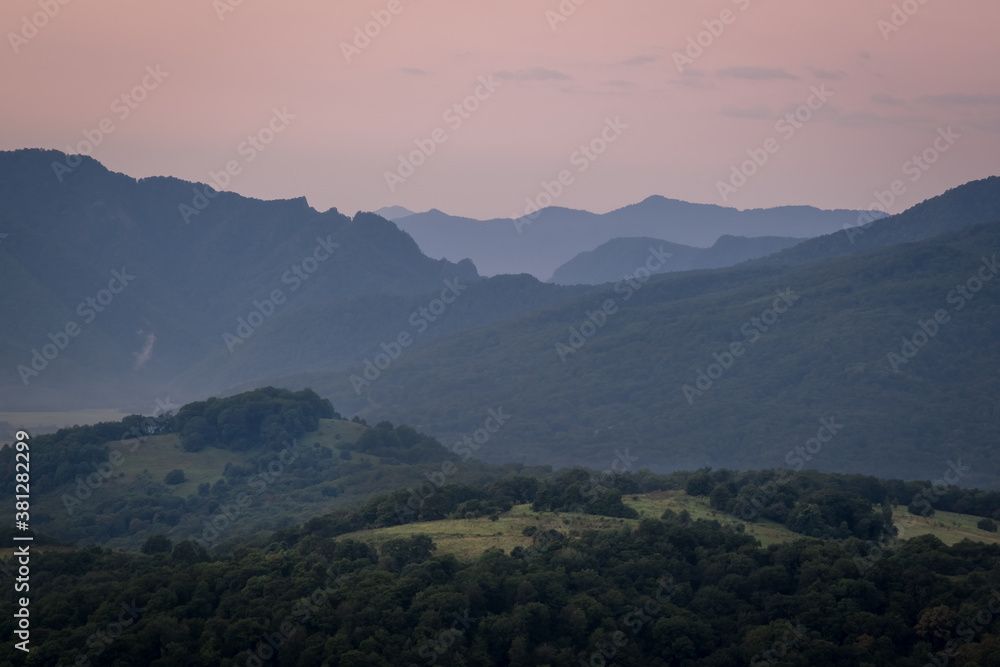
[720, 105, 772, 119]
[916, 93, 1000, 107]
[810, 68, 847, 80]
[605, 79, 634, 88]
[717, 66, 798, 81]
[821, 106, 934, 128]
[622, 55, 657, 66]
[670, 70, 713, 90]
[871, 92, 906, 106]
[402, 67, 427, 76]
[494, 67, 571, 82]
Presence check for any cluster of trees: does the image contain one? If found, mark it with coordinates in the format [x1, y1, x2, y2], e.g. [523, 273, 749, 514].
[174, 387, 339, 452]
[9, 508, 1000, 666]
[684, 469, 893, 541]
[530, 468, 640, 518]
[345, 421, 451, 464]
[684, 467, 1000, 532]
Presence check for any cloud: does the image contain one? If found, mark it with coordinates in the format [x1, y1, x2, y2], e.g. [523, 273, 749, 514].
[622, 55, 657, 66]
[134, 332, 156, 369]
[717, 66, 798, 81]
[810, 68, 847, 80]
[605, 79, 634, 88]
[671, 70, 714, 90]
[871, 92, 905, 106]
[402, 67, 428, 76]
[494, 67, 571, 82]
[916, 93, 1000, 107]
[821, 106, 934, 128]
[720, 105, 772, 119]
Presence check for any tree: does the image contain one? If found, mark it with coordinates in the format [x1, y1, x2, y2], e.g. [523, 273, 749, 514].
[977, 518, 998, 532]
[686, 472, 714, 497]
[141, 533, 172, 555]
[164, 469, 186, 485]
[709, 484, 733, 510]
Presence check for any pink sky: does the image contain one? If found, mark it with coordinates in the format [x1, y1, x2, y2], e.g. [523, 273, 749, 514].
[2, 0, 998, 220]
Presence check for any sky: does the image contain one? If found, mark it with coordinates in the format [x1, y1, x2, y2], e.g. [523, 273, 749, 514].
[2, 0, 998, 221]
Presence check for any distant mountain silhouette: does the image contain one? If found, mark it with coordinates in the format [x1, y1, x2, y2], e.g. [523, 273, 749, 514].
[374, 205, 416, 221]
[753, 176, 1000, 267]
[395, 197, 874, 279]
[550, 235, 803, 285]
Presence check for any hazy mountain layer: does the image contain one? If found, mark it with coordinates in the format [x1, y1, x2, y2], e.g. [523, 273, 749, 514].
[550, 235, 803, 285]
[396, 198, 873, 279]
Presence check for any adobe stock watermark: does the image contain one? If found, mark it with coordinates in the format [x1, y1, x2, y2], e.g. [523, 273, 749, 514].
[223, 236, 339, 353]
[716, 85, 834, 203]
[57, 599, 144, 667]
[350, 278, 467, 394]
[748, 621, 808, 666]
[7, 0, 72, 55]
[340, 0, 417, 63]
[407, 609, 477, 667]
[580, 577, 678, 665]
[213, 0, 249, 22]
[855, 458, 969, 575]
[394, 407, 511, 524]
[545, 0, 588, 31]
[673, 0, 754, 73]
[902, 459, 971, 524]
[843, 126, 960, 244]
[566, 448, 640, 514]
[556, 245, 672, 362]
[920, 586, 1000, 667]
[196, 440, 302, 548]
[17, 267, 135, 386]
[240, 564, 352, 667]
[735, 416, 844, 521]
[51, 66, 170, 182]
[62, 396, 177, 516]
[512, 117, 628, 233]
[682, 288, 800, 405]
[179, 107, 296, 224]
[886, 254, 997, 372]
[878, 0, 933, 42]
[384, 75, 501, 193]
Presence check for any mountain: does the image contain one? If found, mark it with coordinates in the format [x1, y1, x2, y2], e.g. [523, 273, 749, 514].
[259, 211, 1000, 487]
[395, 197, 874, 279]
[550, 235, 803, 285]
[374, 205, 416, 221]
[755, 176, 1000, 267]
[0, 149, 594, 411]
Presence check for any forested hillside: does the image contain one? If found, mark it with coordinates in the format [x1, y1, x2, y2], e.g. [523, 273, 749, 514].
[295, 220, 1000, 487]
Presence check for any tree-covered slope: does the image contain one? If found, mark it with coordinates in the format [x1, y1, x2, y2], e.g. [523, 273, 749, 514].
[293, 221, 1000, 487]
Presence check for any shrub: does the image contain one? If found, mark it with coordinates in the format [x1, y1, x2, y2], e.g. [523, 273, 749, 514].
[164, 469, 186, 485]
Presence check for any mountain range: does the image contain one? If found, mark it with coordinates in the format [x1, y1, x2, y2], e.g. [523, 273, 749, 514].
[250, 178, 1000, 486]
[549, 235, 804, 285]
[3, 148, 999, 488]
[392, 199, 875, 280]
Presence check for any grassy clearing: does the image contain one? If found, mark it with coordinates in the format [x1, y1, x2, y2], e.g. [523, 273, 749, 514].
[95, 418, 370, 499]
[895, 507, 1000, 546]
[623, 490, 793, 547]
[340, 491, 1000, 561]
[342, 504, 633, 560]
[110, 434, 249, 497]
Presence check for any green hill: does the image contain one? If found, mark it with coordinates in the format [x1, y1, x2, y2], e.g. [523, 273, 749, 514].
[277, 219, 1000, 487]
